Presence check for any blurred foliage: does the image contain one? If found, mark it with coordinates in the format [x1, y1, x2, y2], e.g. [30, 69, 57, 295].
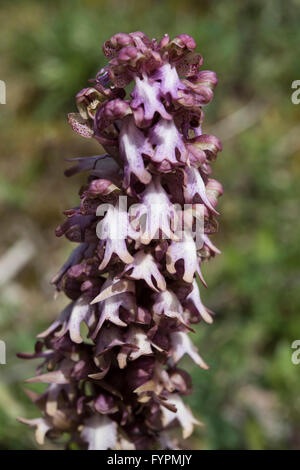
[0, 0, 300, 450]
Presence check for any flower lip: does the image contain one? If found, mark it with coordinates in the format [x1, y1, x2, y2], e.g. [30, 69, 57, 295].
[131, 73, 172, 123]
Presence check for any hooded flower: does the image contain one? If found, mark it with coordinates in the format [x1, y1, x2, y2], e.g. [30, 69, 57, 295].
[121, 250, 166, 292]
[152, 290, 190, 330]
[183, 165, 219, 216]
[91, 276, 137, 337]
[161, 394, 201, 439]
[166, 230, 203, 283]
[119, 115, 152, 187]
[37, 297, 95, 345]
[81, 415, 118, 450]
[96, 198, 138, 269]
[149, 118, 187, 170]
[170, 331, 208, 369]
[183, 279, 214, 324]
[20, 31, 222, 450]
[131, 74, 172, 125]
[151, 62, 186, 101]
[132, 176, 179, 244]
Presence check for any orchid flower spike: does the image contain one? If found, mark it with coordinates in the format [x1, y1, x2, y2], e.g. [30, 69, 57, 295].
[20, 31, 222, 450]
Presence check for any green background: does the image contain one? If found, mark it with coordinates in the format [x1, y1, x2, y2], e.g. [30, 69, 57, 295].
[0, 0, 300, 449]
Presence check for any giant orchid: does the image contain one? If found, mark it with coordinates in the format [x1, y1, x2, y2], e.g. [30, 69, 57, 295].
[20, 31, 222, 450]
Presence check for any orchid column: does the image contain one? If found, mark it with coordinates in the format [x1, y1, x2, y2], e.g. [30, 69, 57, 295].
[19, 32, 223, 450]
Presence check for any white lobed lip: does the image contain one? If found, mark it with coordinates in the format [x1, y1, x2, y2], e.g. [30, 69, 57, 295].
[184, 165, 219, 215]
[119, 115, 152, 186]
[96, 200, 136, 270]
[122, 250, 166, 292]
[131, 73, 171, 121]
[167, 230, 202, 283]
[150, 118, 187, 164]
[151, 61, 185, 100]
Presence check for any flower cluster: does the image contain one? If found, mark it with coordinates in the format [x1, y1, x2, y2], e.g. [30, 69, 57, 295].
[19, 32, 222, 450]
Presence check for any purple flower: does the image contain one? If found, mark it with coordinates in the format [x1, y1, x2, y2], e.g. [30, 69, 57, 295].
[119, 115, 152, 187]
[151, 62, 185, 100]
[81, 415, 118, 450]
[152, 290, 190, 330]
[20, 31, 222, 450]
[131, 74, 171, 124]
[132, 176, 179, 244]
[149, 118, 187, 169]
[91, 276, 136, 336]
[166, 230, 202, 283]
[121, 250, 166, 292]
[184, 279, 214, 324]
[183, 165, 219, 215]
[96, 199, 137, 269]
[160, 394, 201, 439]
[171, 331, 208, 369]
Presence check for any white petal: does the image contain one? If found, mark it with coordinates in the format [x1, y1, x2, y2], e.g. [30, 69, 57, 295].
[81, 415, 118, 450]
[161, 394, 201, 439]
[171, 331, 208, 369]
